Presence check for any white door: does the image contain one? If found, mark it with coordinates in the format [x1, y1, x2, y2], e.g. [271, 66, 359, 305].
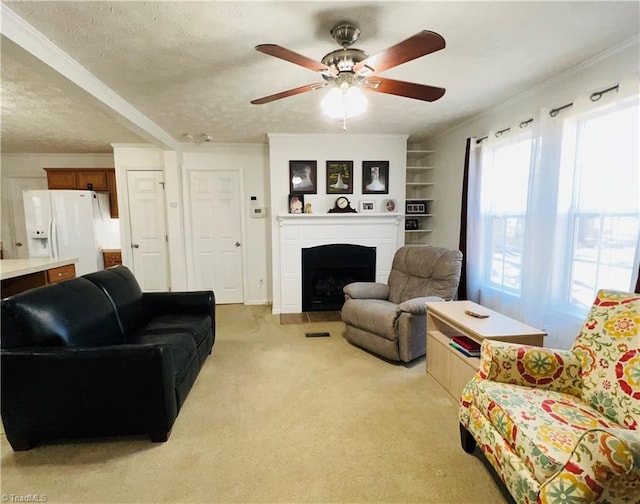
[6, 177, 47, 258]
[126, 171, 169, 291]
[189, 170, 243, 303]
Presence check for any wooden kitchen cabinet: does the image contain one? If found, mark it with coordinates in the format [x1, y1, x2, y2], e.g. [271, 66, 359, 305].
[106, 169, 119, 218]
[46, 264, 76, 284]
[77, 170, 109, 191]
[1, 260, 77, 298]
[44, 168, 118, 218]
[102, 250, 122, 268]
[46, 169, 78, 189]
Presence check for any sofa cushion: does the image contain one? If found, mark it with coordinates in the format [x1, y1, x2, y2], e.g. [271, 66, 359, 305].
[341, 298, 398, 341]
[387, 246, 462, 304]
[134, 314, 212, 348]
[471, 379, 623, 483]
[1, 278, 122, 348]
[128, 331, 197, 383]
[84, 266, 149, 336]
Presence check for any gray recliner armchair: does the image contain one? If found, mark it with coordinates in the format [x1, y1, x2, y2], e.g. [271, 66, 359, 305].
[341, 246, 462, 363]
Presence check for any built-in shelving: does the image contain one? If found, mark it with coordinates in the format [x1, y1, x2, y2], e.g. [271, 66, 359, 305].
[405, 149, 435, 244]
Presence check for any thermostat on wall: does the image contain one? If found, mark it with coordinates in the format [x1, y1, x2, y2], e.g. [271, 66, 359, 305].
[251, 207, 268, 218]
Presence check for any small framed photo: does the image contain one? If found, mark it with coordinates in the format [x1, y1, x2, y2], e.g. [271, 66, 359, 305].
[406, 200, 429, 214]
[362, 161, 389, 194]
[405, 218, 419, 230]
[326, 161, 353, 194]
[359, 200, 375, 213]
[288, 194, 304, 214]
[290, 161, 317, 194]
[384, 199, 397, 212]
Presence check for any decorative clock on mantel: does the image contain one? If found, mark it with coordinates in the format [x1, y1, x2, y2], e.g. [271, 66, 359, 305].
[328, 196, 357, 213]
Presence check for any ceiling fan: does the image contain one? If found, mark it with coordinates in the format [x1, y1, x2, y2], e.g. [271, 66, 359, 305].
[251, 23, 446, 114]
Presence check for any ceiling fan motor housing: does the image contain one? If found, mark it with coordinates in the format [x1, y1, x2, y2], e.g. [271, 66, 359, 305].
[330, 23, 360, 47]
[321, 48, 369, 76]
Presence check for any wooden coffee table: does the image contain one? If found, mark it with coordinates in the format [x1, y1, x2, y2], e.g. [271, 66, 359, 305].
[425, 300, 546, 400]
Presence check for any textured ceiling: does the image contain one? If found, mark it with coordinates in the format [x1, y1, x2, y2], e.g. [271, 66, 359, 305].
[1, 37, 147, 153]
[1, 1, 639, 154]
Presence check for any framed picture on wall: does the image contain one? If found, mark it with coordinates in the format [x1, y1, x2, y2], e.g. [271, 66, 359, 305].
[326, 161, 353, 194]
[362, 161, 389, 194]
[289, 161, 317, 194]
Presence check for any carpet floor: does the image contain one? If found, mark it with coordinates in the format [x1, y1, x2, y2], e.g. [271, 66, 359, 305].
[1, 304, 513, 503]
[279, 311, 342, 325]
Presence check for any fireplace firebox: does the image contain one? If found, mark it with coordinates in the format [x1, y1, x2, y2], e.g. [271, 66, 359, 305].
[302, 244, 376, 312]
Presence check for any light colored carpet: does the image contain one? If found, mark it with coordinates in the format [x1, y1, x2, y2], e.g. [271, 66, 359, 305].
[1, 304, 512, 503]
[279, 311, 342, 324]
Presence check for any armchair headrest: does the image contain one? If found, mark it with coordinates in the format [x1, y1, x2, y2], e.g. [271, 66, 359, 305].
[387, 246, 462, 304]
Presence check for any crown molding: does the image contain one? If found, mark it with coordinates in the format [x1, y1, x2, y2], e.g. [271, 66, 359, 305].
[429, 34, 640, 142]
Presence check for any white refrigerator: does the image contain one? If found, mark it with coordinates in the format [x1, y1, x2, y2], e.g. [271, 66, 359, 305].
[23, 190, 120, 276]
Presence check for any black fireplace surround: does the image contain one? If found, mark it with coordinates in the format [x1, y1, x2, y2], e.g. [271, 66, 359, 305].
[302, 244, 376, 312]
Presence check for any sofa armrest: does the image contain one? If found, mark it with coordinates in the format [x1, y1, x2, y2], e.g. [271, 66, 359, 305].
[540, 428, 638, 502]
[343, 282, 389, 300]
[397, 296, 445, 315]
[478, 339, 583, 396]
[143, 290, 215, 323]
[1, 344, 177, 447]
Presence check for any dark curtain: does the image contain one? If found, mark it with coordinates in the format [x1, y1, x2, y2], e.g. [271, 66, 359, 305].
[457, 138, 472, 300]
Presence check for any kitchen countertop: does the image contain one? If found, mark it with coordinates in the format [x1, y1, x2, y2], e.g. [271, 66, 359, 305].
[0, 257, 79, 280]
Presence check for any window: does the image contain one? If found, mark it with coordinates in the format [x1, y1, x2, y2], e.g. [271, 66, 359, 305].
[481, 135, 533, 292]
[467, 91, 639, 348]
[566, 103, 640, 309]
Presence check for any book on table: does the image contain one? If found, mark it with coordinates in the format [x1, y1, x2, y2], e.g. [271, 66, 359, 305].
[449, 341, 481, 357]
[451, 335, 481, 352]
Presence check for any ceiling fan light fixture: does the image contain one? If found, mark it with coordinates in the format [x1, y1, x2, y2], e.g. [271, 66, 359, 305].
[321, 85, 367, 120]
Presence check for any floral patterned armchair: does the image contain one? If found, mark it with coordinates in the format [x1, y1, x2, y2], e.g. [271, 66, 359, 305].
[459, 289, 640, 504]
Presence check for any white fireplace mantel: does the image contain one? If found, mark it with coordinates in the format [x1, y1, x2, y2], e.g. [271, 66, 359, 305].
[277, 213, 403, 224]
[275, 213, 404, 313]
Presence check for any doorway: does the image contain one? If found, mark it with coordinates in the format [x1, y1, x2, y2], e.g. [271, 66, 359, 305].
[187, 169, 244, 304]
[126, 170, 169, 291]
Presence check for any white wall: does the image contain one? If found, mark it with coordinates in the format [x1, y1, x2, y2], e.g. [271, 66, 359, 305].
[426, 39, 640, 249]
[112, 143, 270, 303]
[268, 133, 408, 313]
[0, 153, 114, 177]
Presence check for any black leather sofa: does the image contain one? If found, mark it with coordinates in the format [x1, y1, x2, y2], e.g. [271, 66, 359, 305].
[1, 266, 215, 451]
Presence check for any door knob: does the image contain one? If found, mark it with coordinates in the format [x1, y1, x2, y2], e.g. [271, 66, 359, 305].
[235, 242, 241, 247]
[15, 242, 22, 247]
[132, 243, 140, 248]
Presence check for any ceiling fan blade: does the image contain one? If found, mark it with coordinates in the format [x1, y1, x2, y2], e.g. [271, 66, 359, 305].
[353, 31, 445, 74]
[256, 44, 337, 75]
[362, 77, 445, 102]
[251, 82, 329, 105]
